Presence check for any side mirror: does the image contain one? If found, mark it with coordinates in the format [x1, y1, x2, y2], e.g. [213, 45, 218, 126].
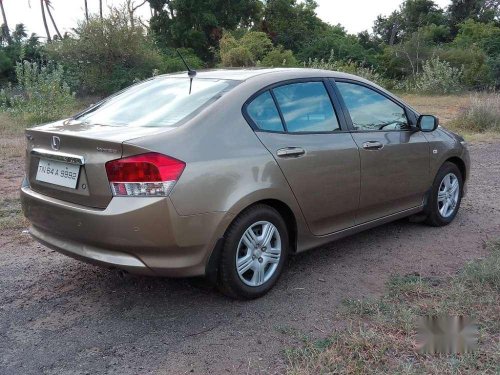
[417, 115, 439, 132]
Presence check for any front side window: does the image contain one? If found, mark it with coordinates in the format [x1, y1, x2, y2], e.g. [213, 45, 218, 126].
[273, 82, 340, 133]
[75, 77, 235, 127]
[246, 91, 285, 132]
[336, 82, 409, 131]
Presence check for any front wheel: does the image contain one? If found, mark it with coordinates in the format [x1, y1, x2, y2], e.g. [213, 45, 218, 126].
[218, 205, 289, 299]
[424, 162, 463, 227]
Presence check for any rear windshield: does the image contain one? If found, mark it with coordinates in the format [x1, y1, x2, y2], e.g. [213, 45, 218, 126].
[75, 77, 236, 127]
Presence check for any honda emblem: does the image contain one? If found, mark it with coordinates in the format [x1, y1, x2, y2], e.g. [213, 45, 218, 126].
[51, 136, 61, 151]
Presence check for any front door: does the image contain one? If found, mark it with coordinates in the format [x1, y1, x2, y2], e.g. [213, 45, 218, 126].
[244, 80, 360, 236]
[334, 80, 430, 224]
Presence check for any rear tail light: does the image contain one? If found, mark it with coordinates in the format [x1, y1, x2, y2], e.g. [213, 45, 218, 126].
[105, 153, 185, 197]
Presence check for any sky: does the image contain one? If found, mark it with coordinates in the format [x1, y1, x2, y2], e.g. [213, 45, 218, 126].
[4, 0, 452, 40]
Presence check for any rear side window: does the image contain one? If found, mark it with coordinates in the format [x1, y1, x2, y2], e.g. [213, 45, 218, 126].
[75, 77, 235, 128]
[246, 91, 285, 132]
[336, 82, 409, 131]
[273, 82, 340, 132]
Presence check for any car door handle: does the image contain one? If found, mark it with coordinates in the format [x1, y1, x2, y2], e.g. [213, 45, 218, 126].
[362, 141, 384, 150]
[276, 147, 305, 157]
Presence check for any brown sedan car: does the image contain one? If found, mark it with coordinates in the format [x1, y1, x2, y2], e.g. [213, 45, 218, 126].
[21, 68, 470, 299]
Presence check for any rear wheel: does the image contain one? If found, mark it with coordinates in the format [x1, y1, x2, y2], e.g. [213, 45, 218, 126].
[424, 162, 463, 227]
[218, 205, 289, 299]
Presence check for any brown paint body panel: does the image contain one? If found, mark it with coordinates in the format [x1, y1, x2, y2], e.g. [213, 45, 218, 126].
[350, 130, 430, 224]
[255, 132, 360, 235]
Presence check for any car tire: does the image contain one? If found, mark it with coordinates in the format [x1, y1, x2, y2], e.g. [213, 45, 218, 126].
[424, 162, 463, 227]
[218, 204, 289, 299]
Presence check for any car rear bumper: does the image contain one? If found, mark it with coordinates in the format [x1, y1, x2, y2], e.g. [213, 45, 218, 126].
[21, 180, 233, 277]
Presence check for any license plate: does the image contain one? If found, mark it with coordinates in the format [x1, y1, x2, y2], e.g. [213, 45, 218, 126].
[36, 158, 80, 189]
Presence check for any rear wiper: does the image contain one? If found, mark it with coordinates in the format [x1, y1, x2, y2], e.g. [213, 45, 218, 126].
[65, 100, 108, 125]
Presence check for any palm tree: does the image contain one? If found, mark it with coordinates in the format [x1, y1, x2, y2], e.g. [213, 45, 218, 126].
[0, 0, 12, 44]
[44, 0, 62, 39]
[84, 0, 89, 22]
[12, 23, 27, 43]
[40, 0, 51, 42]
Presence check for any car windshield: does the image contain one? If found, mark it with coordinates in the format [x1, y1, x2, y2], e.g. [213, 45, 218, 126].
[75, 77, 236, 127]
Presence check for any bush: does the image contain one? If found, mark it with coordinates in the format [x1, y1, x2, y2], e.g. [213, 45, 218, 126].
[297, 26, 375, 66]
[239, 31, 273, 61]
[259, 46, 298, 67]
[437, 47, 492, 89]
[450, 93, 500, 132]
[0, 61, 76, 125]
[159, 49, 203, 73]
[398, 56, 463, 94]
[219, 30, 297, 67]
[221, 46, 254, 67]
[45, 10, 163, 95]
[304, 51, 389, 87]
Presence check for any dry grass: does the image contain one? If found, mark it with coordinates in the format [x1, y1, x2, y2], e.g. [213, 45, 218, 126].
[402, 93, 500, 142]
[0, 198, 28, 231]
[286, 243, 500, 375]
[448, 93, 500, 133]
[0, 113, 26, 159]
[401, 94, 471, 124]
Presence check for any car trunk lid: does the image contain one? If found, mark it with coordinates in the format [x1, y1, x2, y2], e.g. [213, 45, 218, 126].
[25, 120, 167, 209]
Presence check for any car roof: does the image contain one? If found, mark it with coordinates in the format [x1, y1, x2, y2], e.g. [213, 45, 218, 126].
[162, 68, 359, 82]
[159, 68, 420, 115]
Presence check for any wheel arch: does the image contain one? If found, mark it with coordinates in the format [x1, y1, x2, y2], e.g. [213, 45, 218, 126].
[253, 199, 298, 253]
[445, 156, 467, 181]
[205, 197, 301, 282]
[223, 198, 298, 254]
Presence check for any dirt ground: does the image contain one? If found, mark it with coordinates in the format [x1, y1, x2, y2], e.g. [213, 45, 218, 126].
[1, 134, 499, 374]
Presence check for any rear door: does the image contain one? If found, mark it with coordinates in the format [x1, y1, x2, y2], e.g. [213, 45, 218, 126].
[333, 79, 430, 224]
[244, 79, 360, 236]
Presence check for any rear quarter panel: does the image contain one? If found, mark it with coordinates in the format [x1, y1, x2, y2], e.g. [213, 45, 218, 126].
[123, 76, 311, 239]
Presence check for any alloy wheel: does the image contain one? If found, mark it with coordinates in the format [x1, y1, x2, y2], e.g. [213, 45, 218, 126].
[437, 172, 460, 218]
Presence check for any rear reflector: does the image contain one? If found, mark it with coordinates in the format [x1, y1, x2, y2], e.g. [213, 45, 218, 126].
[105, 153, 185, 197]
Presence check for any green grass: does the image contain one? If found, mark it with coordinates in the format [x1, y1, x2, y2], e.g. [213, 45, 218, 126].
[286, 242, 500, 375]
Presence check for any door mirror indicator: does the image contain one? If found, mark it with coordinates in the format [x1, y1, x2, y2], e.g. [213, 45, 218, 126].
[417, 115, 439, 132]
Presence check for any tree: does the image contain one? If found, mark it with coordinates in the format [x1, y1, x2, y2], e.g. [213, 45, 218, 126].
[40, 0, 51, 41]
[99, 0, 103, 20]
[44, 0, 62, 39]
[374, 0, 445, 44]
[297, 25, 376, 65]
[148, 0, 262, 61]
[373, 11, 404, 45]
[84, 0, 89, 22]
[261, 0, 327, 52]
[0, 23, 42, 82]
[0, 0, 12, 44]
[448, 0, 500, 35]
[12, 23, 27, 43]
[453, 18, 500, 50]
[402, 0, 446, 32]
[126, 0, 147, 28]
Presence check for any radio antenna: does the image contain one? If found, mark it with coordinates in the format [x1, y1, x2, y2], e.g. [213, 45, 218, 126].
[175, 49, 196, 95]
[176, 49, 197, 94]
